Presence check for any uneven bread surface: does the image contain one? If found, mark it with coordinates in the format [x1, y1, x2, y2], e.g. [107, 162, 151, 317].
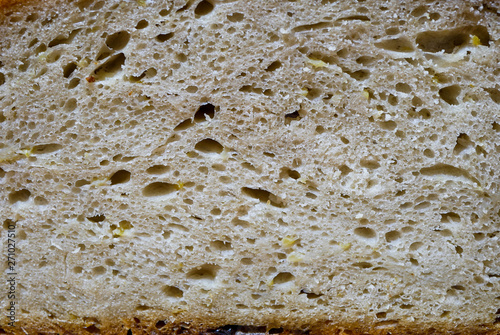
[0, 0, 500, 334]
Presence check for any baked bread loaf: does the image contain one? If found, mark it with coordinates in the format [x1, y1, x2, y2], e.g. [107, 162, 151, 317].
[1, 0, 499, 334]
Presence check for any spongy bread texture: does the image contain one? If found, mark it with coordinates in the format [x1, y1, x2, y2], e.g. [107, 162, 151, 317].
[0, 0, 500, 334]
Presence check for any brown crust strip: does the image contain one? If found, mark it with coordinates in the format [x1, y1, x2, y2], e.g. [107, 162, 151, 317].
[1, 316, 500, 335]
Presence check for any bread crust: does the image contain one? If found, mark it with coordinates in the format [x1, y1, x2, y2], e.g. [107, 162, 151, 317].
[3, 315, 500, 335]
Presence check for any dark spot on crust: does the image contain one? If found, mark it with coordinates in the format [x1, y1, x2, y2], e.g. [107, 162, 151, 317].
[206, 326, 268, 335]
[155, 320, 166, 329]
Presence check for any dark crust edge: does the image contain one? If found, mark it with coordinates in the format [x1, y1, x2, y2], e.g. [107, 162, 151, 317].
[1, 316, 500, 335]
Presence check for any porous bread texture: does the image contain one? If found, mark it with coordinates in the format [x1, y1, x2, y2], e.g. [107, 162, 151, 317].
[0, 0, 500, 334]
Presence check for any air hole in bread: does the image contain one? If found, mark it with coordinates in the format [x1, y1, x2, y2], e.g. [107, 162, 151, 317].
[385, 27, 400, 35]
[293, 22, 331, 33]
[423, 148, 434, 158]
[8, 189, 31, 204]
[299, 289, 323, 299]
[84, 324, 100, 334]
[174, 118, 193, 131]
[93, 53, 125, 81]
[416, 25, 490, 53]
[35, 43, 47, 55]
[420, 164, 479, 185]
[63, 62, 77, 78]
[194, 138, 223, 154]
[156, 32, 174, 42]
[146, 165, 169, 175]
[68, 77, 80, 89]
[227, 12, 244, 22]
[46, 50, 61, 63]
[385, 231, 401, 243]
[348, 69, 371, 81]
[493, 122, 500, 132]
[194, 103, 215, 121]
[186, 86, 198, 93]
[354, 227, 377, 240]
[338, 15, 370, 22]
[339, 164, 352, 176]
[280, 167, 300, 180]
[186, 264, 219, 281]
[64, 98, 78, 112]
[95, 45, 112, 61]
[440, 212, 461, 223]
[273, 272, 295, 285]
[284, 111, 301, 125]
[240, 258, 253, 265]
[135, 19, 148, 29]
[159, 8, 170, 16]
[143, 182, 176, 197]
[241, 187, 284, 208]
[194, 0, 214, 17]
[211, 240, 232, 251]
[155, 320, 166, 329]
[352, 261, 373, 269]
[75, 179, 90, 187]
[485, 88, 500, 104]
[360, 159, 380, 169]
[265, 61, 281, 72]
[92, 266, 106, 275]
[439, 85, 461, 105]
[48, 29, 81, 48]
[410, 5, 428, 17]
[378, 120, 397, 131]
[232, 218, 250, 228]
[395, 83, 412, 93]
[87, 214, 105, 223]
[162, 285, 184, 298]
[106, 31, 130, 50]
[128, 68, 156, 82]
[31, 143, 63, 155]
[34, 196, 48, 206]
[375, 37, 414, 52]
[110, 170, 131, 185]
[454, 133, 475, 156]
[315, 125, 326, 134]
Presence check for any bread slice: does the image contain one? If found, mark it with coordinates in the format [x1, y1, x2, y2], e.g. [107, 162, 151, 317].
[1, 0, 499, 334]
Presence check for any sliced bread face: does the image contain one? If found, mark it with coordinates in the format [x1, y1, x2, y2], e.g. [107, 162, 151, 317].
[0, 0, 499, 334]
